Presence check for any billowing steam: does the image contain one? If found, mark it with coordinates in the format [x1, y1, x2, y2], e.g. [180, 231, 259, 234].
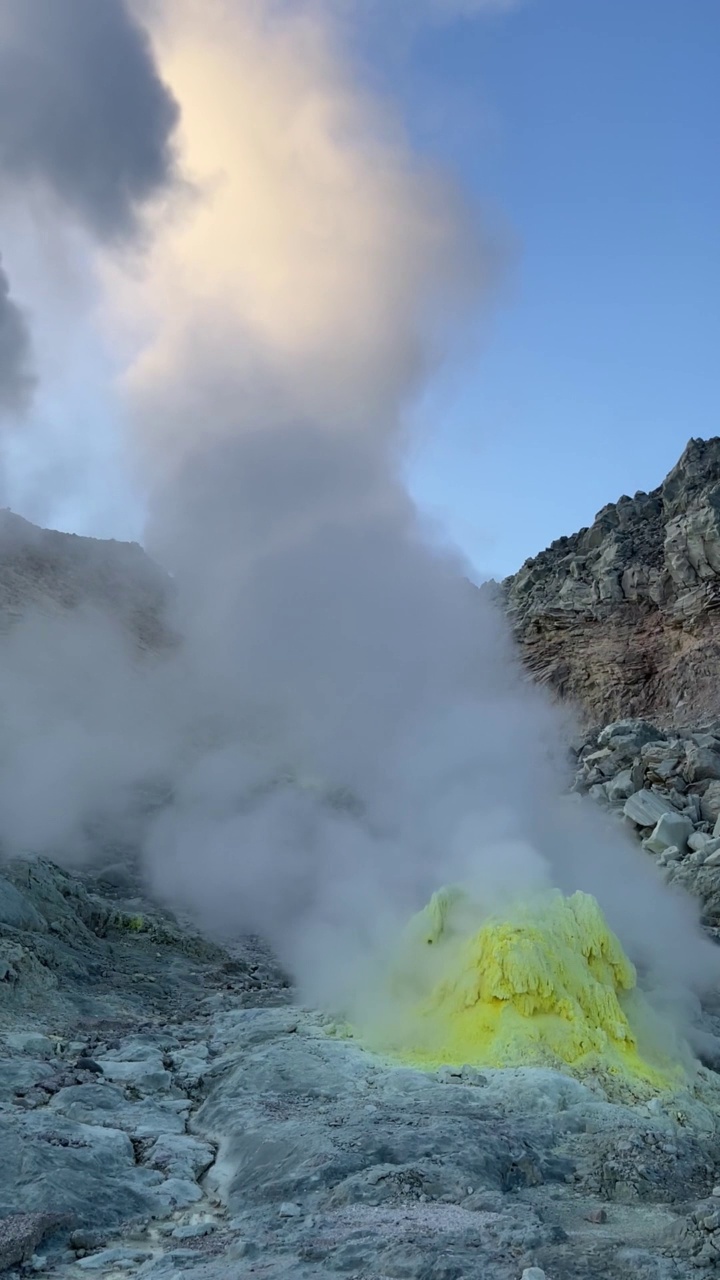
[0, 0, 178, 240]
[0, 256, 34, 417]
[0, 0, 716, 1034]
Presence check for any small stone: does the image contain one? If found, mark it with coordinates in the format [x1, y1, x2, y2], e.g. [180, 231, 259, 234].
[521, 1269, 547, 1280]
[17, 1088, 47, 1109]
[606, 769, 636, 803]
[226, 1240, 258, 1260]
[171, 1222, 216, 1240]
[688, 832, 718, 852]
[156, 1178, 203, 1209]
[656, 845, 683, 865]
[279, 1201, 303, 1218]
[77, 1248, 151, 1270]
[75, 1058, 103, 1075]
[70, 1231, 108, 1253]
[586, 1208, 607, 1224]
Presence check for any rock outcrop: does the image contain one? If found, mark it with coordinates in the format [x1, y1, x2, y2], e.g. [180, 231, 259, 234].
[0, 509, 172, 652]
[503, 438, 720, 727]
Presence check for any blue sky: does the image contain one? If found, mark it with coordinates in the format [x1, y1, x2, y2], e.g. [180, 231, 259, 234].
[379, 0, 720, 578]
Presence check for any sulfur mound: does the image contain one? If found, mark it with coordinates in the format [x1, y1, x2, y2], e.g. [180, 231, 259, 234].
[361, 887, 687, 1095]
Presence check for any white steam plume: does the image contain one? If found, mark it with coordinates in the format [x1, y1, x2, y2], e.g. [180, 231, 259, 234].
[110, 0, 718, 1011]
[0, 0, 716, 1031]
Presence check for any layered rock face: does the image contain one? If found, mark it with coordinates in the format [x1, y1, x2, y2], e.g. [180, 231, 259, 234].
[503, 438, 720, 727]
[0, 509, 172, 652]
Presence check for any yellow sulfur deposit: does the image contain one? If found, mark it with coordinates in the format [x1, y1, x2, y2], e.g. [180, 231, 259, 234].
[362, 887, 686, 1095]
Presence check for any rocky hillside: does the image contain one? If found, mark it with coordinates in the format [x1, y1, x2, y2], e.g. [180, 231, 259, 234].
[0, 509, 172, 652]
[503, 438, 720, 727]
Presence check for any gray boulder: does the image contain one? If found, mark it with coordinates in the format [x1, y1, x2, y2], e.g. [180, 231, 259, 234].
[688, 831, 720, 853]
[643, 811, 694, 855]
[623, 789, 681, 827]
[701, 781, 720, 823]
[605, 769, 637, 804]
[597, 720, 666, 750]
[683, 743, 720, 783]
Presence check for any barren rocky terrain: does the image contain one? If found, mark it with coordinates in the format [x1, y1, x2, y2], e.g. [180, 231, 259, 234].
[0, 510, 172, 654]
[2, 838, 720, 1280]
[503, 437, 720, 727]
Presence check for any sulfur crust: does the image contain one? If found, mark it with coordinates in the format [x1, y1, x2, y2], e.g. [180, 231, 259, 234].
[362, 887, 686, 1095]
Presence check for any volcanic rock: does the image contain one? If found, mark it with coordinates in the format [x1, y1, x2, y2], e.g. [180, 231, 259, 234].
[623, 789, 681, 828]
[642, 811, 694, 854]
[503, 438, 720, 726]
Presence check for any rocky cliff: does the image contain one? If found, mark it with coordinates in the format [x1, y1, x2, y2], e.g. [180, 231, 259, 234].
[503, 437, 720, 727]
[0, 509, 172, 652]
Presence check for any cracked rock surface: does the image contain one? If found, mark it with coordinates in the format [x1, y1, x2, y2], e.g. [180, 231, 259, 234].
[2, 852, 720, 1280]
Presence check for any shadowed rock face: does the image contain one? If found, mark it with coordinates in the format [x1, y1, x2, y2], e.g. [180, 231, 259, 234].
[0, 509, 172, 652]
[503, 438, 720, 727]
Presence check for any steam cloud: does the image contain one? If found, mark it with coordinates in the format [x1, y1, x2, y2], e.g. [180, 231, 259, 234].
[0, 0, 717, 1037]
[0, 257, 34, 416]
[0, 0, 178, 240]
